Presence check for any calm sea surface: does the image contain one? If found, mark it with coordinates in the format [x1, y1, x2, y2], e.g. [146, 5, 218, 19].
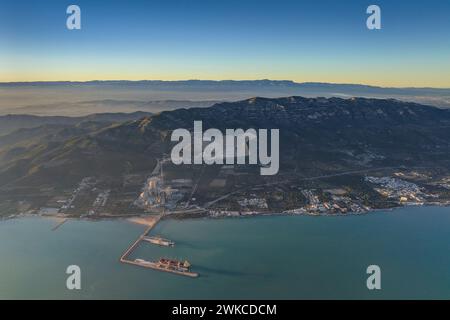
[0, 206, 449, 299]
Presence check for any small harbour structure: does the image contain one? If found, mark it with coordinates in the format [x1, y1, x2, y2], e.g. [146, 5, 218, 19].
[142, 235, 175, 247]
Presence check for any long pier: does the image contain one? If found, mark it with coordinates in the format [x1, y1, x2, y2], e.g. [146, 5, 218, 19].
[120, 215, 161, 262]
[123, 259, 198, 278]
[51, 218, 68, 231]
[119, 214, 198, 277]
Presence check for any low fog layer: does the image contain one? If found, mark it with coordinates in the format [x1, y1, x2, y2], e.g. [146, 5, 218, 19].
[1, 80, 450, 116]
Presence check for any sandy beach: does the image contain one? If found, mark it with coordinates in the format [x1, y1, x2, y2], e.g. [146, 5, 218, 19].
[127, 215, 161, 227]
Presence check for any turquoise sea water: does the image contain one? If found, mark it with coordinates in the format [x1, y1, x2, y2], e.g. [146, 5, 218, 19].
[0, 206, 449, 299]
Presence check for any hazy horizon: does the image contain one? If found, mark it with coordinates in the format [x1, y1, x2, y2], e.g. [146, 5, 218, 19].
[1, 79, 450, 116]
[1, 79, 450, 89]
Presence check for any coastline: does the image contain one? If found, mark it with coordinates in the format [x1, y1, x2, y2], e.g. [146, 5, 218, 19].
[1, 201, 449, 225]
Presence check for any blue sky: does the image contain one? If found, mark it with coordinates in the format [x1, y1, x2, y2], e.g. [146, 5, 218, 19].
[1, 0, 449, 86]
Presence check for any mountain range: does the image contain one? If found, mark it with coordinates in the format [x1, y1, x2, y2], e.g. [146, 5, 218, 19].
[1, 96, 449, 194]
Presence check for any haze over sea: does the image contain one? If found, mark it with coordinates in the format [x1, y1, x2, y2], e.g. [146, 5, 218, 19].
[0, 206, 449, 299]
